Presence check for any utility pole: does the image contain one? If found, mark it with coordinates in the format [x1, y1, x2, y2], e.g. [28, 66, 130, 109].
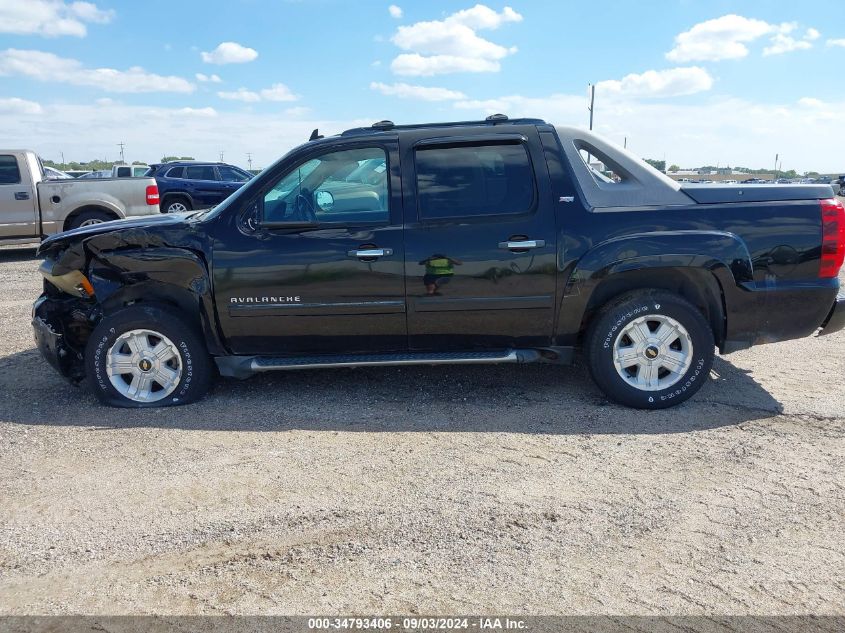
[774, 153, 779, 180]
[117, 141, 125, 163]
[61, 151, 65, 165]
[219, 150, 224, 162]
[247, 152, 253, 170]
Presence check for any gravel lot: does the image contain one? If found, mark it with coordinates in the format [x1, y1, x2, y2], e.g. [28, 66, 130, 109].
[0, 244, 843, 615]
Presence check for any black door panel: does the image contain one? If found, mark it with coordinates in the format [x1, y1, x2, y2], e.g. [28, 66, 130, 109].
[400, 129, 558, 351]
[211, 142, 406, 355]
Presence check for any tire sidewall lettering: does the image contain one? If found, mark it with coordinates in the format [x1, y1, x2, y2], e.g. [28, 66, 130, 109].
[603, 304, 649, 349]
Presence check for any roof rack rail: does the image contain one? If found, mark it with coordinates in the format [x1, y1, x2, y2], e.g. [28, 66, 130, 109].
[340, 116, 546, 137]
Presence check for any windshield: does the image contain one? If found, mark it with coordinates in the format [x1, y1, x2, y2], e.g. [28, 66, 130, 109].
[196, 139, 325, 223]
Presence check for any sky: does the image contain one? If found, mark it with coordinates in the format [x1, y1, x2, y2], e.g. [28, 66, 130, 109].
[0, 0, 844, 172]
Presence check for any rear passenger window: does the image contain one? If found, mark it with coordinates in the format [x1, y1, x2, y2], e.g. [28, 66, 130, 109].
[165, 167, 184, 178]
[185, 166, 216, 180]
[0, 155, 22, 185]
[415, 142, 535, 220]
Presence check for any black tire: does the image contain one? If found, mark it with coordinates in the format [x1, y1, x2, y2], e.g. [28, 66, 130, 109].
[85, 304, 214, 408]
[163, 196, 192, 214]
[67, 209, 115, 230]
[585, 289, 714, 409]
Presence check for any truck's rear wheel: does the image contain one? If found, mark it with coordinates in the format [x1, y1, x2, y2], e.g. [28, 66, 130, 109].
[85, 304, 213, 408]
[68, 209, 114, 229]
[585, 290, 714, 409]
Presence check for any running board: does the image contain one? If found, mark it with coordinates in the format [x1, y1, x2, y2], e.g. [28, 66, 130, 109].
[215, 349, 541, 379]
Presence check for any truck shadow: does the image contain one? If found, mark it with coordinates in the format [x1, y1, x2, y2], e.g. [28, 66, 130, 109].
[0, 349, 783, 434]
[0, 247, 38, 263]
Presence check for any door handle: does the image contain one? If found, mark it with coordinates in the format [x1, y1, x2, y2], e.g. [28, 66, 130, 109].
[14, 191, 30, 201]
[347, 248, 393, 259]
[498, 239, 545, 251]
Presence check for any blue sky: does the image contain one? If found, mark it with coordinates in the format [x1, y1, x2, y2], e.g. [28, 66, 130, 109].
[1, 0, 844, 171]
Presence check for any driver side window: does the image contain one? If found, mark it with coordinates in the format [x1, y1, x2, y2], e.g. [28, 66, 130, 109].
[263, 147, 389, 225]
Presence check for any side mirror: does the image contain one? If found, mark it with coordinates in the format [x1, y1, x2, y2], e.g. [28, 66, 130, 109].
[315, 190, 334, 211]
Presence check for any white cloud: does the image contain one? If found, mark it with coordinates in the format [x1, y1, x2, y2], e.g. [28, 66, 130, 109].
[284, 106, 311, 117]
[2, 96, 842, 174]
[0, 97, 43, 115]
[391, 54, 501, 76]
[195, 73, 222, 83]
[804, 28, 821, 41]
[217, 88, 261, 102]
[260, 83, 299, 102]
[218, 83, 299, 103]
[370, 81, 467, 101]
[0, 101, 372, 168]
[0, 0, 113, 37]
[666, 14, 810, 62]
[201, 42, 258, 64]
[176, 107, 217, 117]
[390, 4, 522, 76]
[798, 97, 824, 108]
[826, 38, 845, 48]
[596, 67, 713, 99]
[388, 4, 402, 18]
[453, 91, 845, 172]
[0, 49, 195, 93]
[763, 33, 812, 56]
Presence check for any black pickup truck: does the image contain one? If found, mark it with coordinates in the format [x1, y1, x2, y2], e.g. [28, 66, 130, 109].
[32, 116, 845, 409]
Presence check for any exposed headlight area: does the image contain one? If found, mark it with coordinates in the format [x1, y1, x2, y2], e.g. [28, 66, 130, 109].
[38, 261, 96, 299]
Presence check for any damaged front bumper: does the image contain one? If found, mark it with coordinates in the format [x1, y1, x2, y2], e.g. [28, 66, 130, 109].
[32, 294, 92, 383]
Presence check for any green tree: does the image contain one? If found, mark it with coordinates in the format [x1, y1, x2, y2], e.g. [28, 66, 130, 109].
[160, 156, 194, 163]
[645, 158, 666, 172]
[668, 164, 680, 172]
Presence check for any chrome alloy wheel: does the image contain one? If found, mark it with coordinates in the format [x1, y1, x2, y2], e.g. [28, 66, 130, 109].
[612, 314, 693, 392]
[79, 218, 105, 226]
[167, 201, 188, 213]
[106, 329, 182, 403]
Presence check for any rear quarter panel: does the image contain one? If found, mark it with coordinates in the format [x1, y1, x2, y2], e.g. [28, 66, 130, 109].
[37, 177, 160, 234]
[560, 199, 832, 349]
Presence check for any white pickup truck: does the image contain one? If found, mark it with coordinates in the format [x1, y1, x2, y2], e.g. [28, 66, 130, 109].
[0, 150, 161, 246]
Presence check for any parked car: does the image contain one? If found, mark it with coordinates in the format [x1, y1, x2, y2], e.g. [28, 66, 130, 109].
[147, 161, 253, 214]
[32, 117, 845, 409]
[78, 170, 113, 179]
[112, 164, 150, 178]
[0, 150, 160, 245]
[64, 170, 92, 178]
[43, 166, 73, 180]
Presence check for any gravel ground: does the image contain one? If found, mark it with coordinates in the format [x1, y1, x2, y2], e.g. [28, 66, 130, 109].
[0, 245, 843, 615]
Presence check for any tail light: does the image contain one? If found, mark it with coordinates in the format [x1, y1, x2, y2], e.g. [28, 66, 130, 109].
[146, 184, 160, 205]
[820, 198, 845, 278]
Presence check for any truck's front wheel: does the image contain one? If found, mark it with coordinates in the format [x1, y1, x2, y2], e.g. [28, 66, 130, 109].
[585, 290, 714, 409]
[85, 304, 214, 407]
